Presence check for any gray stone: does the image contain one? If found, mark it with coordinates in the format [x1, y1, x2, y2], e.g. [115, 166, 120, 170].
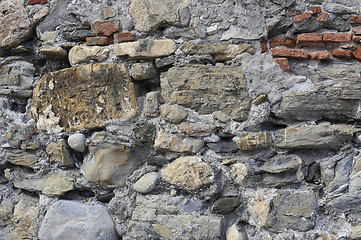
[306, 162, 321, 183]
[160, 105, 187, 124]
[212, 111, 230, 123]
[326, 155, 353, 194]
[133, 172, 158, 194]
[350, 225, 361, 240]
[295, 17, 324, 33]
[63, 29, 95, 42]
[6, 152, 37, 167]
[155, 56, 175, 69]
[271, 0, 295, 7]
[144, 91, 160, 117]
[38, 200, 118, 240]
[267, 17, 294, 38]
[324, 16, 350, 32]
[133, 121, 155, 142]
[211, 197, 242, 214]
[130, 62, 157, 81]
[207, 141, 239, 153]
[46, 139, 75, 168]
[39, 46, 68, 60]
[179, 122, 215, 137]
[164, 27, 198, 39]
[324, 3, 357, 14]
[147, 156, 169, 167]
[262, 155, 302, 173]
[0, 76, 20, 86]
[67, 133, 86, 152]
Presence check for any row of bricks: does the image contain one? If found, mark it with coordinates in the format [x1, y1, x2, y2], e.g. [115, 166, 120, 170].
[86, 33, 136, 46]
[271, 47, 361, 60]
[292, 10, 361, 24]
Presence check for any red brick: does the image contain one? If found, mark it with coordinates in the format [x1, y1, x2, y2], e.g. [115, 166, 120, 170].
[103, 7, 115, 19]
[86, 37, 111, 46]
[274, 58, 290, 71]
[317, 12, 328, 22]
[341, 44, 356, 49]
[323, 33, 351, 43]
[261, 40, 268, 53]
[27, 0, 46, 5]
[353, 26, 361, 35]
[309, 51, 330, 60]
[270, 38, 296, 48]
[332, 49, 351, 59]
[113, 32, 136, 43]
[91, 20, 120, 36]
[293, 12, 311, 22]
[352, 45, 361, 61]
[350, 15, 361, 25]
[353, 35, 361, 43]
[296, 33, 323, 45]
[271, 48, 309, 59]
[308, 6, 322, 14]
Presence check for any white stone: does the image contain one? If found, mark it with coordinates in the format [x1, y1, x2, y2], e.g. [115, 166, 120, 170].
[207, 25, 218, 35]
[226, 224, 242, 240]
[68, 133, 86, 152]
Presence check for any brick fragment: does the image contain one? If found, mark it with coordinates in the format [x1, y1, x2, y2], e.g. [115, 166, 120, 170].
[308, 6, 322, 14]
[309, 51, 329, 60]
[86, 37, 111, 46]
[317, 12, 328, 22]
[103, 7, 115, 19]
[323, 33, 352, 43]
[274, 58, 290, 71]
[332, 49, 351, 59]
[270, 38, 296, 48]
[352, 45, 361, 61]
[114, 33, 136, 43]
[271, 48, 309, 59]
[341, 44, 356, 49]
[27, 0, 46, 5]
[261, 40, 268, 53]
[290, 9, 298, 17]
[293, 12, 311, 22]
[352, 26, 361, 35]
[296, 33, 323, 45]
[350, 15, 361, 25]
[353, 35, 361, 43]
[91, 20, 120, 36]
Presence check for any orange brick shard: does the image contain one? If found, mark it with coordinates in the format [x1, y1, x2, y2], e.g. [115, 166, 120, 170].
[270, 38, 296, 48]
[271, 48, 309, 59]
[296, 33, 323, 45]
[350, 15, 361, 25]
[274, 58, 290, 71]
[293, 12, 311, 22]
[352, 45, 361, 61]
[114, 33, 136, 43]
[332, 49, 351, 59]
[323, 33, 351, 43]
[308, 6, 322, 14]
[27, 0, 46, 4]
[353, 35, 361, 43]
[91, 20, 120, 36]
[86, 37, 111, 46]
[317, 12, 328, 22]
[353, 26, 361, 35]
[309, 51, 330, 60]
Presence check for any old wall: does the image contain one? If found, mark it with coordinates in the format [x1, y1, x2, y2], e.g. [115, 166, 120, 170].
[1, 0, 361, 239]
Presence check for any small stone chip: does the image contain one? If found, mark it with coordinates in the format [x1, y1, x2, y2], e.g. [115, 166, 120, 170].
[7, 133, 13, 140]
[253, 94, 266, 105]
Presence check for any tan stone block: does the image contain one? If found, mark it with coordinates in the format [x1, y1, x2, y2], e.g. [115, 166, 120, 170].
[237, 133, 272, 150]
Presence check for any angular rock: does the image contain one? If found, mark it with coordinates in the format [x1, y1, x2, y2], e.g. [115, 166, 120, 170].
[38, 200, 118, 240]
[39, 46, 68, 60]
[68, 45, 111, 66]
[63, 29, 95, 42]
[4, 169, 74, 196]
[160, 105, 187, 124]
[46, 139, 75, 168]
[295, 16, 323, 33]
[91, 20, 120, 36]
[230, 163, 248, 185]
[115, 39, 177, 59]
[179, 122, 215, 137]
[6, 152, 37, 166]
[30, 64, 138, 131]
[130, 62, 157, 80]
[129, 0, 190, 32]
[133, 121, 155, 142]
[324, 16, 350, 32]
[155, 56, 175, 68]
[0, 76, 20, 86]
[293, 12, 311, 23]
[0, 0, 33, 48]
[161, 156, 214, 191]
[212, 111, 230, 123]
[262, 155, 302, 173]
[211, 197, 242, 214]
[274, 125, 354, 149]
[21, 142, 40, 150]
[318, 12, 329, 22]
[161, 65, 251, 121]
[133, 172, 158, 194]
[154, 130, 203, 154]
[308, 6, 322, 14]
[237, 133, 272, 151]
[144, 91, 160, 117]
[67, 133, 86, 152]
[226, 224, 246, 240]
[324, 3, 357, 14]
[164, 27, 198, 39]
[207, 141, 239, 153]
[268, 18, 294, 38]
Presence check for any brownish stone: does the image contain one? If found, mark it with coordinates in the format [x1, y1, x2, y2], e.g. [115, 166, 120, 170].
[353, 26, 361, 35]
[293, 12, 311, 22]
[114, 33, 136, 43]
[270, 38, 296, 48]
[308, 6, 321, 14]
[91, 20, 120, 36]
[352, 45, 361, 61]
[353, 35, 361, 43]
[271, 48, 309, 59]
[274, 58, 290, 71]
[103, 7, 115, 19]
[261, 40, 268, 53]
[30, 64, 138, 132]
[318, 12, 328, 22]
[341, 44, 356, 49]
[179, 122, 216, 137]
[296, 33, 323, 45]
[86, 37, 110, 46]
[323, 33, 351, 43]
[350, 15, 361, 25]
[309, 51, 330, 60]
[27, 0, 46, 5]
[332, 49, 351, 59]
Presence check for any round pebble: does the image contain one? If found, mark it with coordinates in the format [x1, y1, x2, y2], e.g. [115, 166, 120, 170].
[133, 172, 158, 194]
[7, 133, 13, 140]
[67, 133, 86, 152]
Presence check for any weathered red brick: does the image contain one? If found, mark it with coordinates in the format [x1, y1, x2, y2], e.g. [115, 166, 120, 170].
[293, 12, 311, 22]
[271, 48, 309, 59]
[353, 26, 361, 35]
[350, 15, 361, 25]
[353, 35, 361, 43]
[323, 33, 351, 43]
[270, 38, 296, 48]
[290, 9, 298, 17]
[308, 6, 322, 14]
[296, 33, 323, 45]
[261, 40, 268, 53]
[86, 37, 111, 46]
[309, 51, 330, 60]
[332, 49, 351, 59]
[103, 7, 115, 19]
[114, 33, 136, 43]
[274, 58, 290, 71]
[91, 20, 120, 36]
[341, 44, 356, 49]
[352, 45, 361, 61]
[318, 12, 329, 22]
[27, 0, 46, 5]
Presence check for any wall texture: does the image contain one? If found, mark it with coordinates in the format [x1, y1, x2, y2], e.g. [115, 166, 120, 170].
[1, 0, 361, 239]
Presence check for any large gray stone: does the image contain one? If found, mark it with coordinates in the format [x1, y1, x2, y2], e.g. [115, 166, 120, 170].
[38, 200, 118, 240]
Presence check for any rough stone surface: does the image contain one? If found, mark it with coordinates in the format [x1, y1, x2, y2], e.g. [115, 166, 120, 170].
[154, 130, 203, 154]
[161, 156, 214, 190]
[68, 45, 111, 66]
[211, 197, 242, 214]
[237, 133, 272, 151]
[30, 64, 138, 131]
[179, 122, 215, 137]
[160, 105, 187, 124]
[6, 152, 37, 166]
[91, 20, 120, 36]
[133, 172, 158, 194]
[144, 91, 160, 117]
[38, 200, 118, 240]
[39, 46, 68, 59]
[46, 139, 75, 167]
[130, 62, 157, 80]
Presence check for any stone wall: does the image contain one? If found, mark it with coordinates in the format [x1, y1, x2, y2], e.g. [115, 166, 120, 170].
[2, 0, 361, 239]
